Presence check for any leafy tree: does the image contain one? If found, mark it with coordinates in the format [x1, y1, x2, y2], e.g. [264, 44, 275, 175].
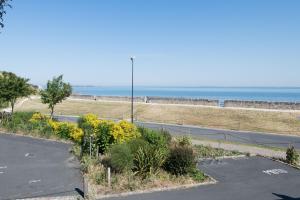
[0, 0, 12, 29]
[40, 75, 72, 118]
[0, 71, 35, 114]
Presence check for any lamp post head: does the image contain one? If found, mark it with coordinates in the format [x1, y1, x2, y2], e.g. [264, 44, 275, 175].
[130, 56, 135, 61]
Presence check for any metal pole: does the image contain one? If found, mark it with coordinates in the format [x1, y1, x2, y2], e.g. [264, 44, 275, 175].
[89, 136, 92, 158]
[131, 57, 134, 123]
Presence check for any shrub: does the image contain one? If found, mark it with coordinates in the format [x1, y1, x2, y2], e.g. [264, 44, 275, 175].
[188, 168, 206, 182]
[94, 120, 115, 154]
[177, 136, 192, 147]
[133, 144, 167, 178]
[164, 145, 196, 176]
[286, 146, 299, 165]
[109, 143, 134, 173]
[1, 111, 35, 132]
[0, 99, 8, 109]
[10, 111, 35, 124]
[48, 120, 83, 142]
[29, 112, 49, 123]
[79, 114, 141, 154]
[160, 129, 172, 145]
[111, 123, 125, 143]
[139, 127, 168, 148]
[118, 120, 141, 141]
[78, 113, 100, 130]
[126, 138, 148, 155]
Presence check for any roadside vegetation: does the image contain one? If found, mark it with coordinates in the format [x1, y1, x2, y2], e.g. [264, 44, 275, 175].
[0, 71, 36, 114]
[75, 114, 209, 197]
[17, 98, 300, 135]
[1, 111, 239, 197]
[285, 146, 300, 166]
[40, 75, 72, 118]
[194, 144, 242, 159]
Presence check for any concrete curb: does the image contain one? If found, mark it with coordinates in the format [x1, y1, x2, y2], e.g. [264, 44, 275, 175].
[0, 131, 73, 145]
[258, 155, 300, 170]
[17, 195, 81, 200]
[91, 175, 216, 200]
[199, 154, 248, 161]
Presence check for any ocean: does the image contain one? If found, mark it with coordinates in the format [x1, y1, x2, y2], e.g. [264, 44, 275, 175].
[72, 86, 300, 103]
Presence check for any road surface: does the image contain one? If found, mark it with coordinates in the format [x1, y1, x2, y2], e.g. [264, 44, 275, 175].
[108, 156, 300, 200]
[0, 133, 83, 200]
[55, 115, 300, 150]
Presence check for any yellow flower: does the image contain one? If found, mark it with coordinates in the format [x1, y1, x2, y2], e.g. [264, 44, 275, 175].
[83, 113, 100, 129]
[111, 124, 125, 143]
[48, 119, 60, 132]
[29, 112, 48, 123]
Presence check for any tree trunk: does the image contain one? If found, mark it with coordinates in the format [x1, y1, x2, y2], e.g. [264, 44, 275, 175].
[50, 106, 54, 119]
[10, 100, 15, 115]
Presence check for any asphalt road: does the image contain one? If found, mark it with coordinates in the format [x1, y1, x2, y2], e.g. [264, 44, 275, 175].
[0, 133, 83, 200]
[55, 115, 300, 150]
[137, 122, 300, 150]
[108, 156, 300, 200]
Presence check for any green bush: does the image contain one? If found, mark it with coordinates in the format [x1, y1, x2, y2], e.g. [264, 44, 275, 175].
[160, 129, 172, 145]
[94, 121, 115, 154]
[188, 168, 206, 182]
[126, 138, 148, 155]
[164, 145, 196, 176]
[286, 146, 299, 165]
[0, 99, 8, 109]
[177, 136, 192, 147]
[194, 145, 241, 159]
[139, 127, 168, 148]
[1, 112, 35, 132]
[109, 143, 134, 173]
[133, 144, 167, 178]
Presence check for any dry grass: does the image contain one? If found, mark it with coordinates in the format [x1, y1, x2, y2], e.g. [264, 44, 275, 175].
[17, 98, 300, 135]
[83, 157, 207, 198]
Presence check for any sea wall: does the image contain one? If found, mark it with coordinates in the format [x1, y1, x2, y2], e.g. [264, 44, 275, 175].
[224, 100, 300, 110]
[146, 97, 219, 106]
[70, 94, 145, 102]
[70, 94, 219, 106]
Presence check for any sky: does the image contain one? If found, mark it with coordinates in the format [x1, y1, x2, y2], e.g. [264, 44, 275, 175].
[0, 0, 300, 87]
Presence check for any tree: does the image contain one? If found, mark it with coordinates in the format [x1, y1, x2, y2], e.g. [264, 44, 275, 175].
[0, 71, 35, 114]
[40, 75, 72, 118]
[0, 0, 12, 29]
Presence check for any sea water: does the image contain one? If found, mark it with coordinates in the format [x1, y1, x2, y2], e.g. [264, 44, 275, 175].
[72, 86, 300, 102]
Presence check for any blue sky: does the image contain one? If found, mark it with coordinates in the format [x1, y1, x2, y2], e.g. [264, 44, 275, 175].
[0, 0, 300, 87]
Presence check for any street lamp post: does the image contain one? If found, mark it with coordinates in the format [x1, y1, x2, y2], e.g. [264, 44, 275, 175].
[130, 56, 135, 123]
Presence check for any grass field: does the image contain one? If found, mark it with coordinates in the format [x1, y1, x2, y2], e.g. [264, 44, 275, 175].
[16, 98, 300, 136]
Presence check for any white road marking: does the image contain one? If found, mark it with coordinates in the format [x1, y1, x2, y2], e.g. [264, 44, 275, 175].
[0, 166, 7, 169]
[0, 172, 4, 174]
[263, 169, 288, 175]
[25, 153, 35, 157]
[28, 179, 41, 184]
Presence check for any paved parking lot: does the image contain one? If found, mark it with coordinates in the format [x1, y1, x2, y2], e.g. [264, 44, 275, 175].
[0, 133, 83, 200]
[109, 156, 300, 200]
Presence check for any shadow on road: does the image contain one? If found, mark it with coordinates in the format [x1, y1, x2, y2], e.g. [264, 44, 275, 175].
[273, 193, 300, 200]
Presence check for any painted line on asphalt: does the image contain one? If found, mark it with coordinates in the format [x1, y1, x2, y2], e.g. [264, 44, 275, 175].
[0, 166, 7, 169]
[28, 179, 41, 184]
[25, 153, 35, 158]
[0, 171, 4, 174]
[263, 169, 288, 175]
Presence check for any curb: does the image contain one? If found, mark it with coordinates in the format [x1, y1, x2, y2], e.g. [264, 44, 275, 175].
[17, 195, 81, 200]
[199, 154, 248, 161]
[94, 177, 217, 199]
[258, 155, 300, 170]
